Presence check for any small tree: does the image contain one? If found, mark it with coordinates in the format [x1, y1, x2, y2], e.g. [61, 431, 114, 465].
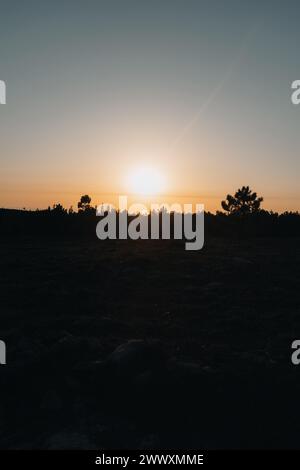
[78, 194, 92, 212]
[52, 203, 66, 214]
[221, 186, 263, 215]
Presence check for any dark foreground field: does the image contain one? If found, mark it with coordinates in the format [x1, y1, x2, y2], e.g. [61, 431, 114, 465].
[1, 235, 300, 449]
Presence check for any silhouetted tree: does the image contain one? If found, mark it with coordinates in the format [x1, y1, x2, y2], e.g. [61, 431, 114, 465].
[221, 186, 263, 215]
[52, 203, 66, 214]
[78, 194, 92, 212]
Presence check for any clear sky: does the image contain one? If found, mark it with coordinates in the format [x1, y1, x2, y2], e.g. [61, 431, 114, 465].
[0, 0, 299, 212]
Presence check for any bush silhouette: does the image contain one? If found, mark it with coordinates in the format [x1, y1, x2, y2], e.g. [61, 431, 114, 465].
[221, 186, 263, 215]
[52, 203, 66, 214]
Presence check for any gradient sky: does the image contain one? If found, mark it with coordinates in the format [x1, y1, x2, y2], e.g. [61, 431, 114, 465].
[0, 0, 299, 212]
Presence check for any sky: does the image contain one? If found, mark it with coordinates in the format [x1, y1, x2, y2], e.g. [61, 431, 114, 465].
[0, 0, 299, 212]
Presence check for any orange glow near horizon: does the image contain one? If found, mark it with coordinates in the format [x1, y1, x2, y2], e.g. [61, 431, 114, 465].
[1, 185, 300, 215]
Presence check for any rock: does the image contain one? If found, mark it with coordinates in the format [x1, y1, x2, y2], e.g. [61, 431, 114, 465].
[167, 359, 203, 377]
[44, 431, 96, 449]
[50, 334, 84, 357]
[41, 389, 63, 411]
[106, 340, 165, 377]
[72, 359, 109, 385]
[232, 257, 253, 266]
[203, 282, 223, 290]
[48, 334, 100, 367]
[139, 434, 160, 449]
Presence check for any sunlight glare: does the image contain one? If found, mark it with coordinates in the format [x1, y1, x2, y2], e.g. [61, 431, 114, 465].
[127, 166, 165, 196]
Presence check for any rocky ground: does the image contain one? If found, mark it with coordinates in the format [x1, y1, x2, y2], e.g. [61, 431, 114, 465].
[0, 237, 300, 448]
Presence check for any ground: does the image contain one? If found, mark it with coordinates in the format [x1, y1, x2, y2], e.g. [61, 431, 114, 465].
[0, 236, 300, 448]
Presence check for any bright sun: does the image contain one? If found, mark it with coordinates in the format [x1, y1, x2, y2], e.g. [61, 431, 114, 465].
[127, 166, 165, 196]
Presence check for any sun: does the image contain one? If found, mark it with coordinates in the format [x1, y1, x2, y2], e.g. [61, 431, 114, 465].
[127, 166, 165, 196]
